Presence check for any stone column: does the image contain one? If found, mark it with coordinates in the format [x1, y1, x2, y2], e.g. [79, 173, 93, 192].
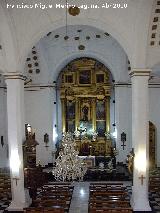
[4, 73, 31, 211]
[130, 69, 151, 212]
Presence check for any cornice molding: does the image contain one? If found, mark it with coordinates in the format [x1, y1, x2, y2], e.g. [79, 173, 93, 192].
[3, 72, 27, 80]
[129, 69, 151, 78]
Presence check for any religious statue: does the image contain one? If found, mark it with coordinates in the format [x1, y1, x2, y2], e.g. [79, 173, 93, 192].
[126, 149, 134, 174]
[82, 105, 89, 121]
[107, 159, 113, 172]
[105, 131, 111, 140]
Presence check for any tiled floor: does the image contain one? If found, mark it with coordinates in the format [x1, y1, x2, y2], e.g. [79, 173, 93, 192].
[149, 191, 160, 212]
[0, 197, 11, 212]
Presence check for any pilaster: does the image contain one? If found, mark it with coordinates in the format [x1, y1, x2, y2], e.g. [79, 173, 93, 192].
[4, 73, 31, 211]
[130, 69, 151, 212]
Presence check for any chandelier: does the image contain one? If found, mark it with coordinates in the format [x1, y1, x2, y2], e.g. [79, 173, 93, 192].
[52, 132, 87, 182]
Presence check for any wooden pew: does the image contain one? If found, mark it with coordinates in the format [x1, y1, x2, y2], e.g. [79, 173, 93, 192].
[89, 183, 132, 213]
[25, 207, 43, 213]
[89, 208, 133, 213]
[31, 183, 73, 213]
[89, 200, 131, 208]
[43, 208, 64, 213]
[25, 207, 64, 213]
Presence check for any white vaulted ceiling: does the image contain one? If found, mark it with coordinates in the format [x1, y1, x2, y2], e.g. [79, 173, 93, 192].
[24, 25, 129, 85]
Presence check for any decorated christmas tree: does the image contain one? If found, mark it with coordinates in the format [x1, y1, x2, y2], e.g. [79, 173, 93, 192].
[52, 132, 87, 182]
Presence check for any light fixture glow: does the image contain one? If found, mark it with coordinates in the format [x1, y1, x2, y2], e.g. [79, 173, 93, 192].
[27, 124, 32, 133]
[10, 150, 21, 176]
[53, 127, 58, 141]
[134, 150, 147, 172]
[112, 129, 117, 139]
[80, 189, 85, 196]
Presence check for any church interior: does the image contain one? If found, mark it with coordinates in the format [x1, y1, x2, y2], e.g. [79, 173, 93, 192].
[0, 0, 160, 212]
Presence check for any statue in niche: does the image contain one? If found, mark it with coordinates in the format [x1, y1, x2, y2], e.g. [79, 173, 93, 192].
[82, 105, 89, 121]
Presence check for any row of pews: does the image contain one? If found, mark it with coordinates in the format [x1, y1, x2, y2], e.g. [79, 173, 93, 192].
[149, 168, 160, 193]
[24, 182, 74, 213]
[0, 168, 11, 200]
[88, 182, 133, 213]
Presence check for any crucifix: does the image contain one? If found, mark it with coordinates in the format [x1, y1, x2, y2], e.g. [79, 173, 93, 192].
[121, 142, 126, 150]
[139, 174, 146, 185]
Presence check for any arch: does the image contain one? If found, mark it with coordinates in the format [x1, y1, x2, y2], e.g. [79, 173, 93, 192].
[0, 3, 19, 73]
[50, 51, 116, 82]
[21, 18, 133, 72]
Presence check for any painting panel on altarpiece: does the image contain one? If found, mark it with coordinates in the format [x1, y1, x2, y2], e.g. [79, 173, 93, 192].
[79, 121, 93, 138]
[66, 120, 75, 133]
[65, 74, 73, 84]
[96, 121, 106, 137]
[66, 101, 75, 120]
[96, 100, 105, 120]
[79, 70, 91, 85]
[96, 74, 104, 83]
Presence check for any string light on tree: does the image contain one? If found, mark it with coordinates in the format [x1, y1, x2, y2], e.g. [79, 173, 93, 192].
[52, 132, 87, 182]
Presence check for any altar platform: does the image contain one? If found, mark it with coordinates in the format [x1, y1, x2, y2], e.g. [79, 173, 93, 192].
[44, 162, 130, 182]
[78, 156, 114, 168]
[83, 165, 130, 181]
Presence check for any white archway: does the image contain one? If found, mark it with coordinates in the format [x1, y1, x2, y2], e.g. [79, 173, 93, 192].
[50, 51, 116, 82]
[21, 18, 132, 72]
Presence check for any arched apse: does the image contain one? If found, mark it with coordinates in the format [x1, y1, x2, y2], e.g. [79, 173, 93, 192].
[21, 19, 132, 72]
[50, 52, 116, 82]
[24, 25, 130, 84]
[23, 25, 133, 166]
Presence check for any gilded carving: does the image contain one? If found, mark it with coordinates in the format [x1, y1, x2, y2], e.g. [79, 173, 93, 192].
[59, 57, 112, 156]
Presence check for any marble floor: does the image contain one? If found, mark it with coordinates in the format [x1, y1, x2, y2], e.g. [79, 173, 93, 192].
[69, 182, 90, 213]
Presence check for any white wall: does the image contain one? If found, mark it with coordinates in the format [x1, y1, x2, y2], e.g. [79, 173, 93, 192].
[115, 84, 132, 163]
[112, 83, 160, 166]
[24, 87, 54, 166]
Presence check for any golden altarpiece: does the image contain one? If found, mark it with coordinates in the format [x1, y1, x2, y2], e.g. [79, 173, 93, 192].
[60, 58, 112, 156]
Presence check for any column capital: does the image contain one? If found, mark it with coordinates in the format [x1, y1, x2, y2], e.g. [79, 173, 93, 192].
[129, 69, 151, 78]
[3, 72, 27, 81]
